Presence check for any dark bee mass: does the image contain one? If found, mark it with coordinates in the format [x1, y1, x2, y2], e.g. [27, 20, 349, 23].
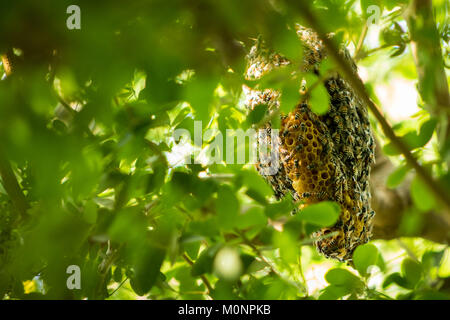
[243, 25, 376, 262]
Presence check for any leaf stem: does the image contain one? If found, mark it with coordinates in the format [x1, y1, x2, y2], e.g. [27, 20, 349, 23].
[354, 23, 368, 59]
[182, 253, 214, 297]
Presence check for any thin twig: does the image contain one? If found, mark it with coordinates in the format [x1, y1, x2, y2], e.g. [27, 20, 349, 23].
[235, 229, 280, 276]
[354, 23, 368, 59]
[355, 44, 392, 61]
[108, 276, 129, 297]
[293, 1, 450, 220]
[236, 229, 306, 293]
[182, 253, 214, 296]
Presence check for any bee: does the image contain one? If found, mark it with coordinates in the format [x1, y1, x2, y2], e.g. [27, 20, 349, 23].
[332, 132, 341, 144]
[343, 145, 354, 160]
[346, 134, 355, 145]
[346, 118, 355, 131]
[316, 190, 327, 200]
[306, 163, 316, 171]
[338, 104, 348, 114]
[334, 174, 345, 196]
[362, 225, 367, 234]
[334, 115, 343, 130]
[334, 186, 343, 202]
[295, 113, 301, 120]
[318, 133, 328, 144]
[294, 159, 300, 168]
[345, 178, 352, 192]
[295, 144, 303, 152]
[292, 124, 299, 130]
[300, 123, 307, 132]
[328, 79, 337, 92]
[297, 135, 304, 143]
[354, 188, 361, 200]
[282, 130, 289, 137]
[301, 192, 311, 198]
[299, 103, 309, 113]
[354, 146, 363, 159]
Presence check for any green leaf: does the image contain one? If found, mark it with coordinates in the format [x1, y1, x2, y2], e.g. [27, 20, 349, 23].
[239, 170, 273, 198]
[281, 80, 300, 114]
[181, 235, 203, 260]
[410, 175, 436, 212]
[191, 244, 222, 277]
[413, 290, 450, 300]
[264, 195, 295, 219]
[386, 164, 410, 189]
[401, 258, 423, 288]
[212, 279, 238, 300]
[245, 188, 268, 205]
[398, 208, 424, 236]
[247, 104, 268, 125]
[216, 185, 239, 230]
[273, 230, 299, 264]
[273, 27, 303, 60]
[421, 250, 445, 271]
[325, 268, 363, 288]
[319, 284, 351, 300]
[172, 106, 191, 127]
[353, 243, 380, 276]
[305, 74, 330, 115]
[82, 200, 98, 224]
[297, 201, 340, 227]
[130, 244, 166, 296]
[113, 267, 123, 283]
[237, 206, 267, 229]
[383, 118, 437, 155]
[183, 76, 216, 123]
[382, 272, 408, 289]
[241, 253, 256, 272]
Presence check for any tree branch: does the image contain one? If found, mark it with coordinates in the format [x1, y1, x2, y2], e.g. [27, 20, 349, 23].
[370, 139, 450, 244]
[404, 0, 450, 151]
[354, 23, 368, 59]
[405, 0, 450, 114]
[292, 1, 450, 222]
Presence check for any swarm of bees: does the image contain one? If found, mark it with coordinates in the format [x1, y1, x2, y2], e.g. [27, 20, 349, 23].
[243, 25, 376, 262]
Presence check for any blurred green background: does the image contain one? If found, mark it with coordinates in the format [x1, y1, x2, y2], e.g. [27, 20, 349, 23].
[0, 0, 449, 300]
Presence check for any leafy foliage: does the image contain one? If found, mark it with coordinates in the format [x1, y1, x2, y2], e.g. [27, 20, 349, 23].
[0, 0, 449, 300]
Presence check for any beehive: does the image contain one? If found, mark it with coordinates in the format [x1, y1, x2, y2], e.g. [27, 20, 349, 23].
[243, 26, 376, 262]
[1, 52, 14, 76]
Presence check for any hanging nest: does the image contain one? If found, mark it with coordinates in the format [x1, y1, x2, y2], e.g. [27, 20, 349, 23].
[243, 25, 376, 262]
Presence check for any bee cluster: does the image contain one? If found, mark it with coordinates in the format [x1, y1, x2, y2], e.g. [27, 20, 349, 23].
[243, 26, 376, 262]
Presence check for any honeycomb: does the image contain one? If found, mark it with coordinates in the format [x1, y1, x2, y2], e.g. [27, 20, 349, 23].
[243, 26, 376, 262]
[1, 51, 15, 76]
